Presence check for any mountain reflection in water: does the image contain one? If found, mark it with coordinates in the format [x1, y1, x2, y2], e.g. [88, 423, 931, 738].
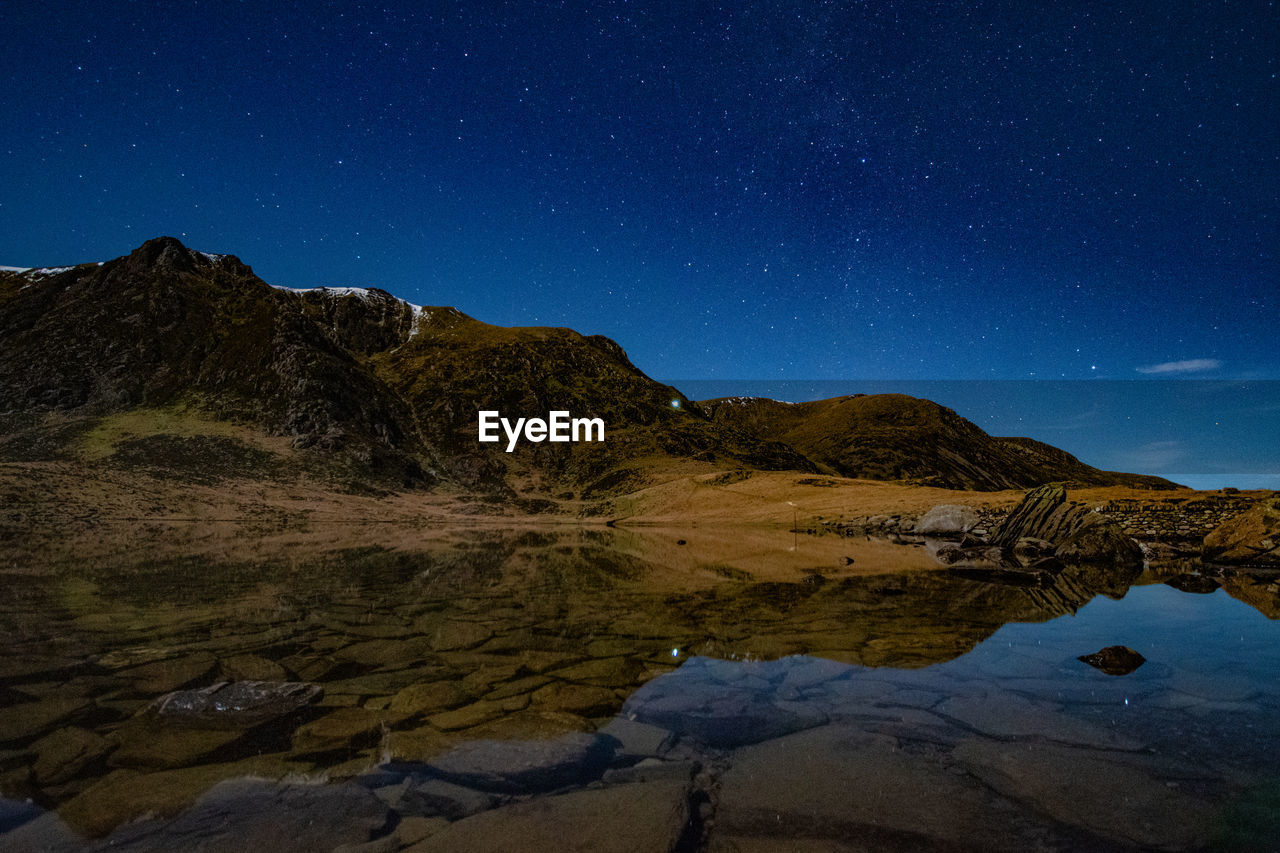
[1, 524, 1278, 850]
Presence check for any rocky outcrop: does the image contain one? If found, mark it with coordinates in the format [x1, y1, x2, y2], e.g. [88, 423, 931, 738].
[1202, 494, 1280, 566]
[988, 485, 1143, 568]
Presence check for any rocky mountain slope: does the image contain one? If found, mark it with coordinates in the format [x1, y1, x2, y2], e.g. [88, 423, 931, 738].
[0, 237, 1171, 497]
[700, 395, 1175, 491]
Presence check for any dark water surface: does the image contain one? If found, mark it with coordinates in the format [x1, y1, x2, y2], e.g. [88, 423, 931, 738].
[1, 525, 1277, 850]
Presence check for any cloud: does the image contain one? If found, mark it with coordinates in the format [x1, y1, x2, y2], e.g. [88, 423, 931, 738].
[1114, 440, 1188, 470]
[1135, 358, 1222, 375]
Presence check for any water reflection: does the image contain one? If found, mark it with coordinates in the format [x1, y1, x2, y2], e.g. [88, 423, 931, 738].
[0, 524, 1277, 849]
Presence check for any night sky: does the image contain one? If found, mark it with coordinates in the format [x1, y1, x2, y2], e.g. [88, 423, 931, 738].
[2, 1, 1276, 380]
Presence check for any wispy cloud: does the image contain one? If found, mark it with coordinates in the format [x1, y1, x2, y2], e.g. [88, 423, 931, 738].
[1115, 440, 1188, 470]
[1135, 358, 1222, 375]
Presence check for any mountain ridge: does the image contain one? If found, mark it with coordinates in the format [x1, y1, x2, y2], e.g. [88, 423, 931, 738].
[0, 237, 1176, 497]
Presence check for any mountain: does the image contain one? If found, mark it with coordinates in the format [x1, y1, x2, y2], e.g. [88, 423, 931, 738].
[0, 237, 808, 496]
[0, 237, 1172, 498]
[700, 394, 1175, 491]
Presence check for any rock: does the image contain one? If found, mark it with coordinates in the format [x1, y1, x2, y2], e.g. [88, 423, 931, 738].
[597, 717, 674, 759]
[953, 739, 1215, 850]
[547, 656, 645, 688]
[100, 777, 391, 852]
[714, 725, 1042, 849]
[1056, 513, 1144, 567]
[118, 652, 218, 694]
[389, 681, 469, 716]
[622, 668, 827, 748]
[400, 777, 496, 820]
[935, 693, 1142, 750]
[400, 780, 690, 853]
[429, 620, 494, 652]
[530, 681, 619, 716]
[150, 681, 322, 728]
[107, 720, 244, 770]
[1011, 537, 1055, 566]
[219, 654, 288, 682]
[0, 698, 88, 745]
[1077, 646, 1147, 676]
[990, 485, 1142, 567]
[292, 708, 392, 753]
[30, 726, 111, 786]
[426, 700, 506, 732]
[425, 732, 618, 793]
[1203, 495, 1280, 566]
[602, 758, 698, 785]
[933, 544, 1005, 566]
[915, 504, 980, 534]
[463, 710, 595, 741]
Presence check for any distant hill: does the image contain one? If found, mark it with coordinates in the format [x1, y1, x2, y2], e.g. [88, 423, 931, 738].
[699, 394, 1176, 491]
[0, 237, 1174, 497]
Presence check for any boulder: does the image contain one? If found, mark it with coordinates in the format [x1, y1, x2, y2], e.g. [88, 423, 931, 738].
[1077, 646, 1146, 676]
[989, 485, 1141, 567]
[150, 681, 322, 728]
[915, 504, 980, 534]
[1203, 495, 1280, 566]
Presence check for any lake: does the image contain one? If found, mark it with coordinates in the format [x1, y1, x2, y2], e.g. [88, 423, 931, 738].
[1, 524, 1277, 850]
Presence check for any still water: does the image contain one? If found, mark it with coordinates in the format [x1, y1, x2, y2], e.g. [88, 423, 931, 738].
[0, 524, 1277, 850]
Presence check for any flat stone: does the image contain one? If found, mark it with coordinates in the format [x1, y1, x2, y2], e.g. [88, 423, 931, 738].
[530, 681, 619, 716]
[547, 656, 645, 687]
[401, 777, 497, 819]
[401, 780, 690, 853]
[463, 710, 595, 741]
[430, 620, 494, 652]
[383, 727, 457, 763]
[953, 738, 1216, 849]
[100, 777, 391, 852]
[714, 724, 1039, 849]
[936, 692, 1143, 750]
[334, 638, 437, 668]
[119, 652, 218, 695]
[427, 700, 506, 732]
[218, 654, 288, 682]
[30, 727, 111, 786]
[0, 698, 88, 745]
[149, 681, 322, 728]
[107, 720, 244, 770]
[51, 757, 296, 837]
[292, 708, 393, 753]
[598, 717, 674, 758]
[389, 681, 469, 716]
[603, 758, 698, 785]
[623, 675, 826, 748]
[426, 732, 618, 793]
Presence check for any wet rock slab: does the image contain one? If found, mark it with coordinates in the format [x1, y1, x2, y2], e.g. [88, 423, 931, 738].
[401, 779, 691, 853]
[713, 724, 1047, 851]
[426, 731, 618, 793]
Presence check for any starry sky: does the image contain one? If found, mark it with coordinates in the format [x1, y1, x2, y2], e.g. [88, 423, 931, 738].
[1, 0, 1276, 380]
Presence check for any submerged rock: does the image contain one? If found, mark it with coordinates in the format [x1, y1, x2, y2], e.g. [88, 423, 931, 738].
[425, 732, 618, 794]
[402, 780, 690, 853]
[1078, 646, 1146, 676]
[150, 681, 322, 728]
